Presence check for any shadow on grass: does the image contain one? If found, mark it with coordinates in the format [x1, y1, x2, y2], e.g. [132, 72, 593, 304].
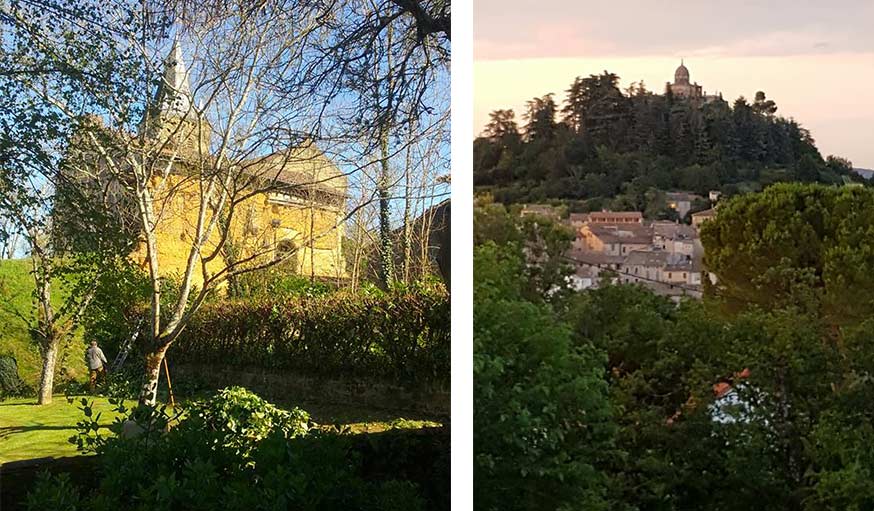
[0, 425, 80, 441]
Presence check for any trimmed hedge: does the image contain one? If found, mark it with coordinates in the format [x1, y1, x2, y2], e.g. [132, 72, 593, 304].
[166, 288, 450, 388]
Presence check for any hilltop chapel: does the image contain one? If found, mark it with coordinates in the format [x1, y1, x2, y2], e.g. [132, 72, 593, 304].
[74, 42, 349, 286]
[666, 60, 721, 104]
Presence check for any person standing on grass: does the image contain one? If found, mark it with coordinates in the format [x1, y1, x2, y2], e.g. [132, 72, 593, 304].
[86, 340, 108, 393]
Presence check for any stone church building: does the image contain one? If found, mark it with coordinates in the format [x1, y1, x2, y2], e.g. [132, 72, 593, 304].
[666, 60, 721, 104]
[75, 42, 348, 286]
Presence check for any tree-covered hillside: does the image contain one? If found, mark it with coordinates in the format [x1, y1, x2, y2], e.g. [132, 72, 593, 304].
[474, 71, 864, 210]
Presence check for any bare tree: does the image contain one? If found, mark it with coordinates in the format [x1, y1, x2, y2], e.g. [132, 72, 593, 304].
[2, 0, 450, 405]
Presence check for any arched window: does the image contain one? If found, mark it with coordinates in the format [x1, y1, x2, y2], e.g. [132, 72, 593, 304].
[275, 239, 299, 268]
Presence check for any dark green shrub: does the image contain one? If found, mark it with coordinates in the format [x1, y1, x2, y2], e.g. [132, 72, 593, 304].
[24, 472, 81, 511]
[231, 262, 338, 299]
[45, 387, 434, 511]
[0, 353, 29, 398]
[166, 286, 450, 388]
[474, 243, 616, 511]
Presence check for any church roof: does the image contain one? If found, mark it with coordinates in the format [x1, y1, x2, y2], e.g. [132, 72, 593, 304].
[241, 144, 348, 197]
[674, 60, 690, 85]
[146, 42, 345, 201]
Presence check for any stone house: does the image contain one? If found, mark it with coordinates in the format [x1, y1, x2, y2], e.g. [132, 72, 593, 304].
[665, 192, 704, 219]
[582, 211, 643, 224]
[652, 221, 701, 258]
[576, 223, 653, 256]
[691, 208, 717, 229]
[620, 250, 702, 287]
[565, 249, 624, 289]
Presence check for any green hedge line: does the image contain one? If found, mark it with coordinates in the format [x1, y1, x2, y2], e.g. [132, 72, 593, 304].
[165, 289, 450, 388]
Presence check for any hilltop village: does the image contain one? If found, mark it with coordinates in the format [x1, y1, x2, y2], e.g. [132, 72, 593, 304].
[476, 60, 869, 301]
[521, 194, 717, 300]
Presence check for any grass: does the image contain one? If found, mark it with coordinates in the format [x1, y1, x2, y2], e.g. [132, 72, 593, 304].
[0, 393, 443, 464]
[0, 259, 443, 463]
[0, 395, 134, 463]
[0, 259, 88, 388]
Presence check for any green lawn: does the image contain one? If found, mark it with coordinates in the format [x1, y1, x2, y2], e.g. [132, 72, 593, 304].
[0, 394, 442, 463]
[0, 395, 134, 463]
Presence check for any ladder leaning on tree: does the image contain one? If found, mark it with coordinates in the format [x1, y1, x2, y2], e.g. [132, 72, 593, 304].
[110, 318, 143, 372]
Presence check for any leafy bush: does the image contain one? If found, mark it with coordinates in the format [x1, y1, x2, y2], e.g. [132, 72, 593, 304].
[165, 286, 450, 388]
[181, 386, 310, 457]
[231, 262, 338, 299]
[24, 472, 81, 511]
[43, 387, 436, 511]
[474, 243, 617, 510]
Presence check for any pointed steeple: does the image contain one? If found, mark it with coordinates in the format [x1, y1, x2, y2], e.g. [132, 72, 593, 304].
[140, 38, 210, 156]
[158, 38, 193, 117]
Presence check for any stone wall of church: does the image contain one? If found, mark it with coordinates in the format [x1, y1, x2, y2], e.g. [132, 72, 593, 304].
[132, 173, 346, 288]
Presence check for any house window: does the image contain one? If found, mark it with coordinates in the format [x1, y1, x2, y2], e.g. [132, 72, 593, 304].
[668, 272, 672, 279]
[683, 272, 687, 279]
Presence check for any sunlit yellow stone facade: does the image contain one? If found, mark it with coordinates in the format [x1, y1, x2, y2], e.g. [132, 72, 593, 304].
[128, 43, 348, 286]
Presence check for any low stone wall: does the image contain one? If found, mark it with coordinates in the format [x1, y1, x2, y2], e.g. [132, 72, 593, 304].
[170, 362, 450, 416]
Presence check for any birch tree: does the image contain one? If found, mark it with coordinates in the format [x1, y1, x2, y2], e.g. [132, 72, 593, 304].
[2, 0, 450, 406]
[0, 91, 129, 405]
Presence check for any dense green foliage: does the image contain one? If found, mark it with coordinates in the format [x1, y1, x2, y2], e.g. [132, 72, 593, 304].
[473, 196, 574, 301]
[26, 387, 440, 511]
[475, 203, 874, 510]
[228, 260, 339, 299]
[474, 239, 615, 509]
[474, 72, 864, 208]
[701, 183, 874, 327]
[165, 286, 450, 388]
[567, 286, 874, 510]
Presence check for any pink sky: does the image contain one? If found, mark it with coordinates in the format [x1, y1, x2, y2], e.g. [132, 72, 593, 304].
[474, 1, 874, 168]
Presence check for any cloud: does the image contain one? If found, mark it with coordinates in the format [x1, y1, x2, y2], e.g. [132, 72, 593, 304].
[475, 21, 617, 60]
[474, 0, 874, 61]
[687, 29, 850, 58]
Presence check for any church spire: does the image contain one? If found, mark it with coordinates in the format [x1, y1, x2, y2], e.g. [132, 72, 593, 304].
[159, 38, 193, 117]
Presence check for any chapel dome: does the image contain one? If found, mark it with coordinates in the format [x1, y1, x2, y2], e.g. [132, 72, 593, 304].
[674, 61, 690, 85]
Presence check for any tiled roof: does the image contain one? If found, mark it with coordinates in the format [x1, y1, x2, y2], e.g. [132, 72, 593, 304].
[566, 249, 625, 266]
[652, 221, 698, 240]
[586, 224, 653, 245]
[624, 250, 670, 268]
[584, 211, 643, 223]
